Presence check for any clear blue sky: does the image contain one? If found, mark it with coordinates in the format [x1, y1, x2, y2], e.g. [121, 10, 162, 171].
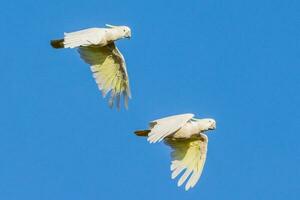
[0, 0, 299, 199]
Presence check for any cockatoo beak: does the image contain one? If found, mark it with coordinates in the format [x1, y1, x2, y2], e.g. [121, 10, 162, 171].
[209, 121, 216, 130]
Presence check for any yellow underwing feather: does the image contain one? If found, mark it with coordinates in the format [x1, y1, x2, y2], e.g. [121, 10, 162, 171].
[78, 43, 131, 109]
[164, 135, 208, 191]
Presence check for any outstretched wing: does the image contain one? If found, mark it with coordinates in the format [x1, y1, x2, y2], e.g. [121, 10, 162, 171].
[164, 134, 208, 191]
[78, 43, 131, 109]
[147, 114, 194, 143]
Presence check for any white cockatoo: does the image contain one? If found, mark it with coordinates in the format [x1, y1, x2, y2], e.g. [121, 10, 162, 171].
[134, 113, 216, 191]
[50, 24, 132, 109]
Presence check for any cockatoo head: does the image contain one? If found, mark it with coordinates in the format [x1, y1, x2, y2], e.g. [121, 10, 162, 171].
[198, 118, 216, 131]
[121, 26, 131, 38]
[106, 24, 131, 38]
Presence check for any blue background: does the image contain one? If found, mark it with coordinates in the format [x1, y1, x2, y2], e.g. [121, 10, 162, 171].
[0, 0, 299, 199]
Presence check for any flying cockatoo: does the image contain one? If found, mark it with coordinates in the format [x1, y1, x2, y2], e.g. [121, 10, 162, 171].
[134, 113, 216, 191]
[50, 24, 132, 109]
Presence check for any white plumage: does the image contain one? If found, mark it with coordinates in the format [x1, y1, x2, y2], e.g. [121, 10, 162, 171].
[147, 114, 194, 143]
[51, 24, 131, 109]
[134, 113, 216, 191]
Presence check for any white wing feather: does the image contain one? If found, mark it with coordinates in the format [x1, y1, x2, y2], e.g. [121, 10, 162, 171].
[64, 28, 106, 48]
[78, 43, 131, 109]
[165, 134, 208, 191]
[147, 114, 194, 143]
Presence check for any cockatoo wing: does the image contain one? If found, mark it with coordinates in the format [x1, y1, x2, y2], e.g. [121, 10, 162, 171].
[165, 134, 208, 191]
[78, 43, 131, 109]
[147, 114, 194, 143]
[64, 28, 105, 48]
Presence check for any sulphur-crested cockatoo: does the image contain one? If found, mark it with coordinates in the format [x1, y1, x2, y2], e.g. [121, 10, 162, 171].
[134, 113, 216, 191]
[50, 24, 131, 109]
